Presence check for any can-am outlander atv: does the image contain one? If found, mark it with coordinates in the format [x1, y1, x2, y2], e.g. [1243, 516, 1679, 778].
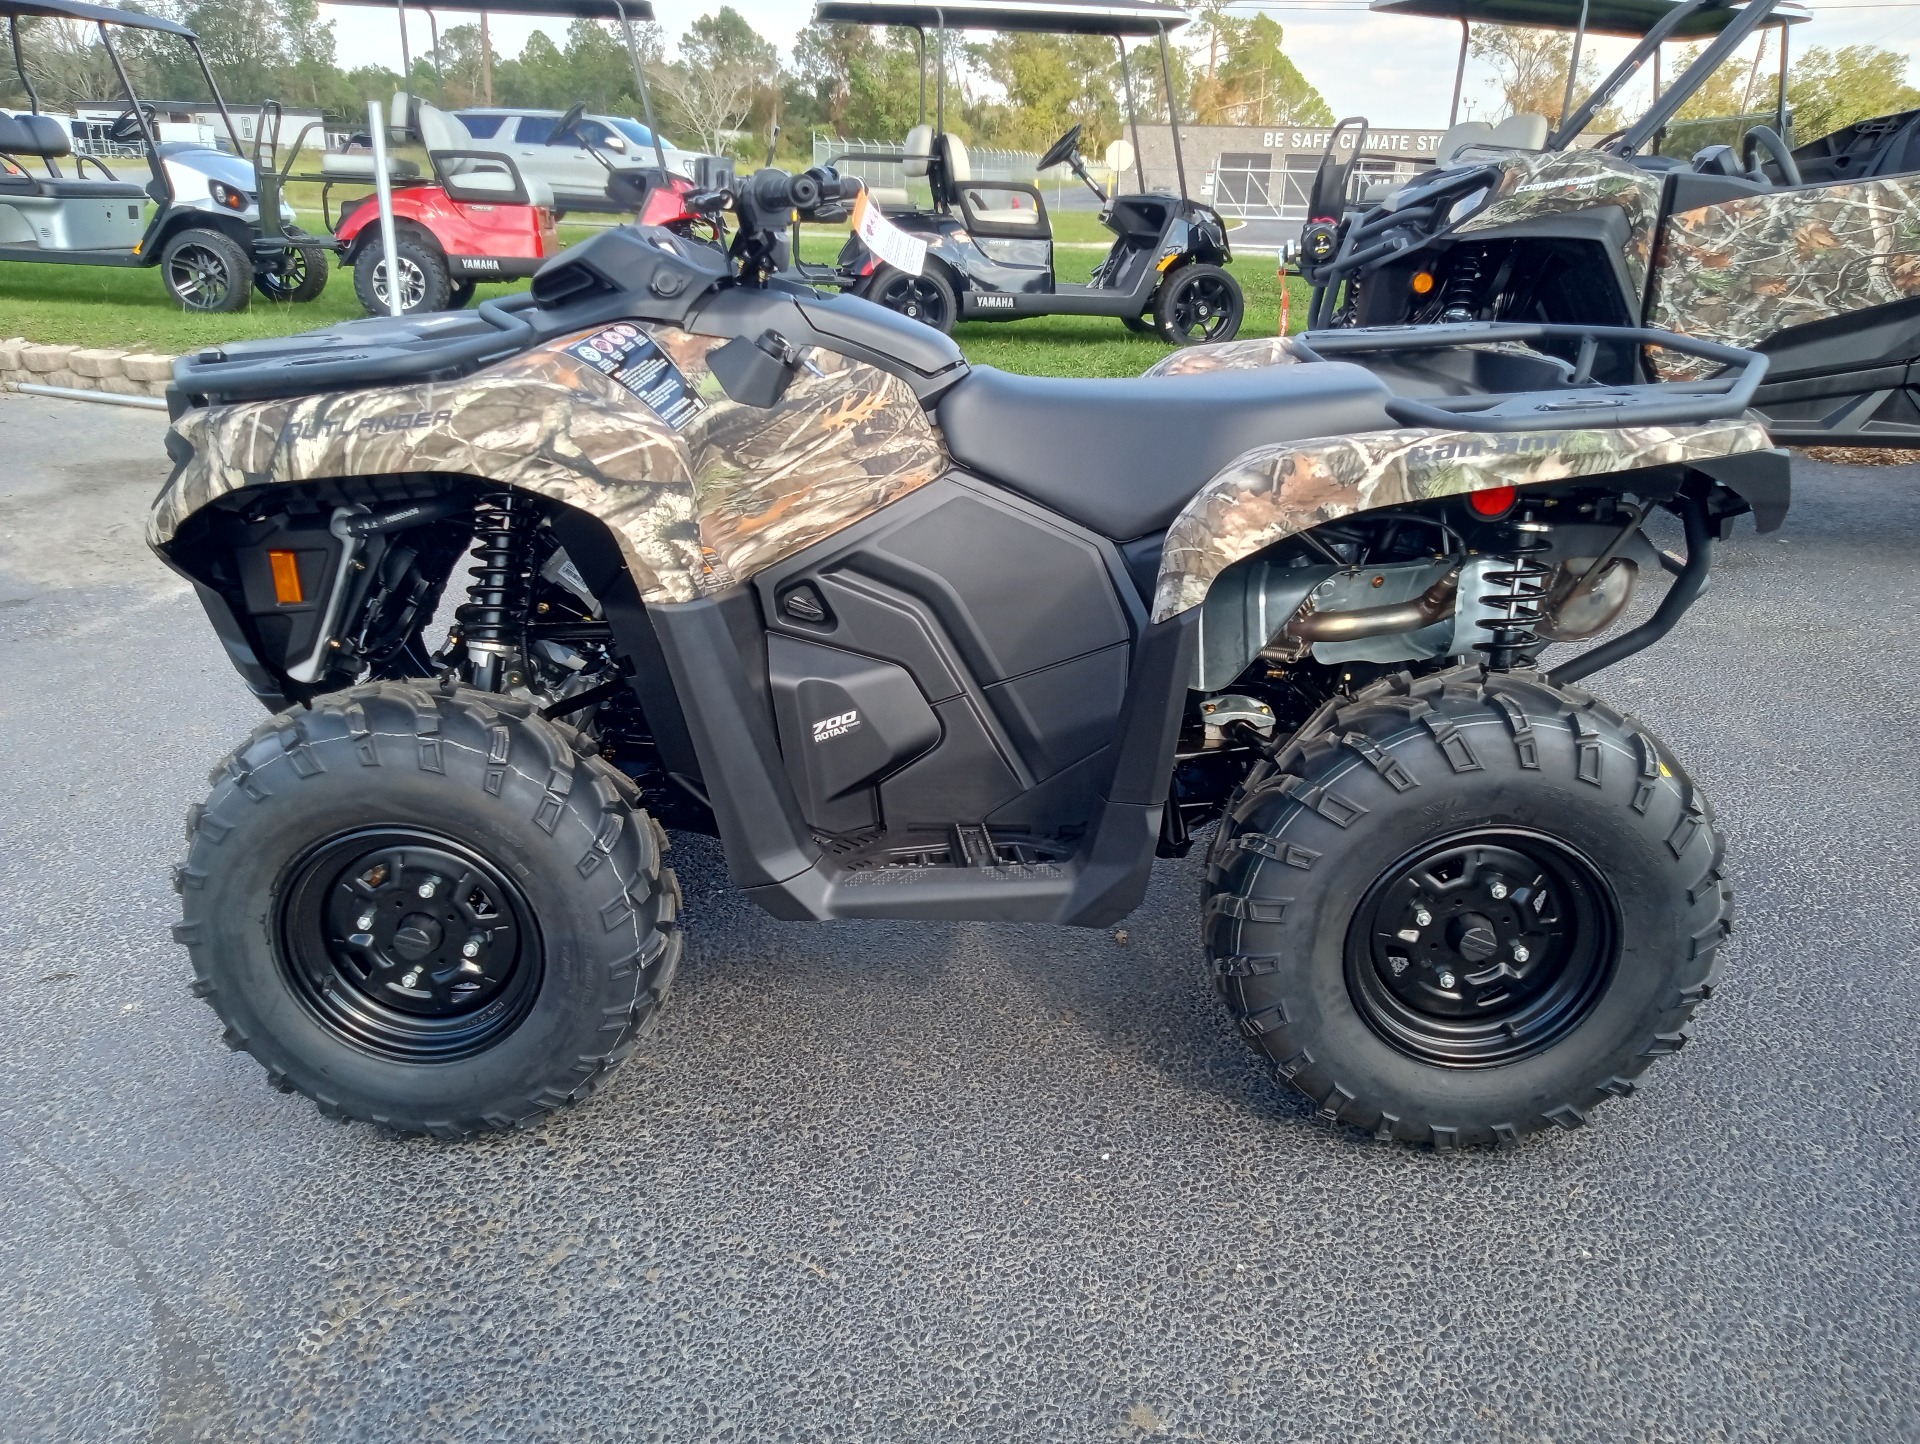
[151, 163, 1787, 1148]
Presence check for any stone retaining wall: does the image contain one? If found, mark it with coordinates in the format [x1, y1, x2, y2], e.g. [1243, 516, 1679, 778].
[0, 338, 176, 399]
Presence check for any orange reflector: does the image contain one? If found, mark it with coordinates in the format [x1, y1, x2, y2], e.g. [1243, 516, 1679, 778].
[268, 550, 304, 605]
[1411, 270, 1436, 295]
[1469, 486, 1518, 518]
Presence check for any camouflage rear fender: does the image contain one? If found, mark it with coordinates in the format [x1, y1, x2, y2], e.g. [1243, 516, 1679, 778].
[1150, 417, 1774, 623]
[148, 325, 949, 605]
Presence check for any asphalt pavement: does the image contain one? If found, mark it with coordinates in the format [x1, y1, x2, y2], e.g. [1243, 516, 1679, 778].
[1, 391, 1915, 1442]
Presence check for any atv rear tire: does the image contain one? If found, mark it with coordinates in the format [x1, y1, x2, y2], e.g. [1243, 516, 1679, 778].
[175, 682, 683, 1137]
[1203, 666, 1730, 1147]
[1154, 262, 1243, 345]
[353, 232, 452, 316]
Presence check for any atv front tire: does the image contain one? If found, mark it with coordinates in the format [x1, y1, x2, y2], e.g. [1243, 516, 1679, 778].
[1204, 667, 1730, 1147]
[175, 683, 682, 1137]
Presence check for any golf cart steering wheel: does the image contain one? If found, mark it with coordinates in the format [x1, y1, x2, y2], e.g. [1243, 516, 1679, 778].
[107, 104, 155, 144]
[1037, 124, 1084, 174]
[1741, 125, 1802, 187]
[556, 103, 589, 147]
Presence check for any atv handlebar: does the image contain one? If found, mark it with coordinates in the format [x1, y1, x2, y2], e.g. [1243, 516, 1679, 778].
[1294, 322, 1768, 432]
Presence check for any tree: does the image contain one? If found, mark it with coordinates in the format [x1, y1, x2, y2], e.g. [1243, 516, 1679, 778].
[1788, 45, 1920, 140]
[789, 23, 923, 139]
[973, 32, 1122, 151]
[1468, 25, 1596, 124]
[1, 18, 120, 107]
[655, 7, 777, 154]
[1192, 14, 1331, 127]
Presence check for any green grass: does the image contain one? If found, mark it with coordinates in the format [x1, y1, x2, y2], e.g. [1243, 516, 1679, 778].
[1, 206, 1312, 377]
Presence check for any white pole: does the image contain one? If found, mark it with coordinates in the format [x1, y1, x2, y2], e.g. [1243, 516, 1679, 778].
[367, 98, 402, 317]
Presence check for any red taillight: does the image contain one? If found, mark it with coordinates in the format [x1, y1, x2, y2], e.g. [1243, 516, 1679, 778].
[1468, 485, 1518, 518]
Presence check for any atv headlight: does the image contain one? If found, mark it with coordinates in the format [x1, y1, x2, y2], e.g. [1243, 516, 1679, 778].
[208, 179, 249, 211]
[1447, 186, 1491, 225]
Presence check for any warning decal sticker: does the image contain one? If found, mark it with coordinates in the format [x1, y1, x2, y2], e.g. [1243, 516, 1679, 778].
[566, 323, 707, 429]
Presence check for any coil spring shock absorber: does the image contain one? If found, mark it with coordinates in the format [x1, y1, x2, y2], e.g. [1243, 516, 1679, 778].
[1441, 246, 1487, 322]
[455, 492, 536, 690]
[1476, 510, 1553, 670]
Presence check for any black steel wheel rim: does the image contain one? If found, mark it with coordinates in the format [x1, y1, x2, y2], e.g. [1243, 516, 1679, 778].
[166, 243, 235, 310]
[1345, 829, 1618, 1068]
[275, 828, 543, 1063]
[876, 273, 948, 328]
[1168, 273, 1235, 340]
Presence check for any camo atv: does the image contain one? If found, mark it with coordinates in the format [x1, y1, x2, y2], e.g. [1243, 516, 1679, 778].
[153, 166, 1787, 1147]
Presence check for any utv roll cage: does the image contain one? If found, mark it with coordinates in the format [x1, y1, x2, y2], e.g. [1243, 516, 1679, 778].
[1368, 0, 1809, 151]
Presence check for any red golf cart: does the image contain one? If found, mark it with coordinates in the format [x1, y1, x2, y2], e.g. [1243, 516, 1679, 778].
[304, 0, 697, 315]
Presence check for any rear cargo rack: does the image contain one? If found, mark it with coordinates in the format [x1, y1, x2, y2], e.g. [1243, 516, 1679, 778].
[1294, 322, 1767, 431]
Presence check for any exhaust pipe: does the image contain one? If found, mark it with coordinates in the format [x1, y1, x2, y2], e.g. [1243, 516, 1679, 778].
[1286, 567, 1461, 644]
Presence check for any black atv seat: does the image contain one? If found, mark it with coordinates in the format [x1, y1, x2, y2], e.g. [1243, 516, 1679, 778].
[936, 361, 1396, 540]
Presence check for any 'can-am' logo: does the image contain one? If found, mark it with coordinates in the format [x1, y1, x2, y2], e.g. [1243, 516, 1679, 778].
[811, 710, 860, 742]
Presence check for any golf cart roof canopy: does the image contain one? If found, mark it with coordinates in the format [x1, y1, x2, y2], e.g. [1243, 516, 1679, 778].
[813, 0, 1189, 36]
[0, 0, 194, 35]
[1369, 0, 1806, 39]
[320, 0, 654, 18]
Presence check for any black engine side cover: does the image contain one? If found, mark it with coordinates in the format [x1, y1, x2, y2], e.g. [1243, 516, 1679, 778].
[767, 634, 941, 834]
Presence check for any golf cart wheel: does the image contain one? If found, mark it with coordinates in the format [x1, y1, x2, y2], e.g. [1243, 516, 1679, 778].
[161, 227, 253, 313]
[352, 231, 452, 316]
[175, 682, 684, 1138]
[1203, 665, 1731, 1148]
[859, 262, 957, 334]
[253, 234, 329, 304]
[448, 278, 478, 310]
[1154, 262, 1243, 345]
[1122, 312, 1155, 335]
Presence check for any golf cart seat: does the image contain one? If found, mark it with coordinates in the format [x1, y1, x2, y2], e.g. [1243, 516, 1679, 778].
[409, 95, 555, 208]
[1486, 112, 1549, 149]
[936, 362, 1395, 540]
[865, 123, 934, 209]
[319, 153, 423, 181]
[937, 134, 1042, 226]
[0, 112, 148, 199]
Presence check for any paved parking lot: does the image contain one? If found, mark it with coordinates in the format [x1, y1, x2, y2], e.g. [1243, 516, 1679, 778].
[1, 391, 1916, 1442]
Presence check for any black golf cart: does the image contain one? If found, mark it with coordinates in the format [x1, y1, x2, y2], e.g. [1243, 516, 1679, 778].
[0, 0, 328, 311]
[1289, 0, 1920, 446]
[809, 0, 1242, 344]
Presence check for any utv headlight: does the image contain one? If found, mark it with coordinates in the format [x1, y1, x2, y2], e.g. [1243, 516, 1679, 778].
[209, 179, 249, 211]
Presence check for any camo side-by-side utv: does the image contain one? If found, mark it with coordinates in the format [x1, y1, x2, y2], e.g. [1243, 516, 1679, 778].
[1301, 0, 1920, 446]
[151, 161, 1787, 1149]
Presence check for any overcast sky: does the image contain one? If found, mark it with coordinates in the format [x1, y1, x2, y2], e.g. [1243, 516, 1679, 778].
[320, 1, 1920, 131]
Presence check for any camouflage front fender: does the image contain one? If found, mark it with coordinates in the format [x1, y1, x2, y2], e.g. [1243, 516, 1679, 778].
[1150, 417, 1774, 623]
[1451, 148, 1666, 299]
[149, 324, 949, 604]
